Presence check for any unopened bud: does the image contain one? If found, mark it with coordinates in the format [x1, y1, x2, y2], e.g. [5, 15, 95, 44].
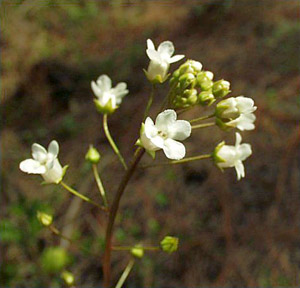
[212, 79, 230, 98]
[85, 145, 101, 164]
[179, 73, 195, 90]
[37, 211, 53, 227]
[196, 71, 214, 91]
[61, 270, 75, 286]
[198, 91, 215, 106]
[130, 245, 144, 258]
[179, 60, 202, 75]
[160, 236, 179, 253]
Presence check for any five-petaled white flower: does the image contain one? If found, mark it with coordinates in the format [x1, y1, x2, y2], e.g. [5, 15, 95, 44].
[91, 75, 128, 114]
[19, 140, 64, 184]
[145, 39, 185, 83]
[214, 133, 252, 180]
[140, 109, 191, 160]
[216, 96, 257, 131]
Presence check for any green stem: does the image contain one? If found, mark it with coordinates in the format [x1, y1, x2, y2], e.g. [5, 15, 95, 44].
[143, 84, 155, 120]
[191, 122, 215, 129]
[115, 259, 135, 288]
[103, 114, 128, 170]
[112, 246, 160, 251]
[49, 225, 73, 242]
[142, 154, 212, 168]
[189, 113, 215, 123]
[60, 181, 107, 212]
[92, 164, 108, 207]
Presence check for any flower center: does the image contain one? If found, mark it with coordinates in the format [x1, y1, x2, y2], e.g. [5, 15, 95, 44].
[158, 130, 168, 139]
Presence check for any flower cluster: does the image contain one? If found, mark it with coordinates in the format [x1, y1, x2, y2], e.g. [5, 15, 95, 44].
[169, 60, 231, 109]
[19, 38, 257, 287]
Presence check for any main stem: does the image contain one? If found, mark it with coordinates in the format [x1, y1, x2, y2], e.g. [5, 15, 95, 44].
[103, 114, 128, 170]
[103, 148, 145, 287]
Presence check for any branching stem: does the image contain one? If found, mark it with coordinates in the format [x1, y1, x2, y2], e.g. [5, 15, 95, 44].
[103, 148, 145, 287]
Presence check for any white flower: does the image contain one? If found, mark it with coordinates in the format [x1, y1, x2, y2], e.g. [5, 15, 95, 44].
[140, 109, 191, 160]
[19, 140, 64, 184]
[214, 133, 252, 180]
[145, 39, 185, 83]
[91, 75, 128, 113]
[216, 96, 257, 131]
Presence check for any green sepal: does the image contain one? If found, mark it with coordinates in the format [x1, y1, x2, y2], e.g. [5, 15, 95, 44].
[212, 141, 226, 171]
[94, 98, 116, 115]
[147, 150, 156, 159]
[215, 117, 234, 131]
[143, 69, 170, 84]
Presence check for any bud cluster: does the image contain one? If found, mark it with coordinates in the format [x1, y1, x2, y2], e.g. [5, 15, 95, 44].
[169, 60, 230, 109]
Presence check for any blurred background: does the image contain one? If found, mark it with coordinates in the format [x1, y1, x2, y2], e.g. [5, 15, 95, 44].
[1, 0, 300, 287]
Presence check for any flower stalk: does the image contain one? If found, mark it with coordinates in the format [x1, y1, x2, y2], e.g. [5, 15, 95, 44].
[115, 259, 135, 288]
[189, 113, 215, 123]
[92, 164, 108, 207]
[103, 114, 128, 170]
[60, 181, 107, 212]
[143, 84, 155, 120]
[142, 153, 212, 168]
[191, 122, 215, 129]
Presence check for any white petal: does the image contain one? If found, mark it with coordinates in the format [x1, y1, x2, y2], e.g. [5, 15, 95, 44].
[111, 82, 128, 104]
[140, 133, 161, 151]
[144, 117, 158, 138]
[96, 75, 112, 91]
[157, 41, 174, 58]
[91, 81, 102, 98]
[155, 109, 177, 132]
[236, 96, 256, 113]
[217, 146, 237, 168]
[150, 135, 165, 149]
[168, 120, 191, 141]
[235, 132, 242, 146]
[162, 138, 186, 160]
[169, 54, 185, 64]
[235, 160, 245, 180]
[48, 140, 59, 158]
[20, 159, 46, 174]
[147, 39, 155, 50]
[146, 49, 162, 62]
[235, 114, 256, 131]
[42, 159, 63, 184]
[237, 143, 252, 161]
[32, 143, 47, 162]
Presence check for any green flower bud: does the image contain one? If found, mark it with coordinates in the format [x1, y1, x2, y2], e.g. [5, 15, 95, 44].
[179, 73, 195, 90]
[198, 90, 215, 106]
[41, 247, 70, 273]
[61, 271, 75, 286]
[179, 60, 202, 75]
[37, 211, 53, 227]
[160, 236, 179, 253]
[184, 89, 198, 105]
[196, 71, 214, 91]
[85, 145, 101, 164]
[130, 245, 144, 258]
[212, 79, 231, 98]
